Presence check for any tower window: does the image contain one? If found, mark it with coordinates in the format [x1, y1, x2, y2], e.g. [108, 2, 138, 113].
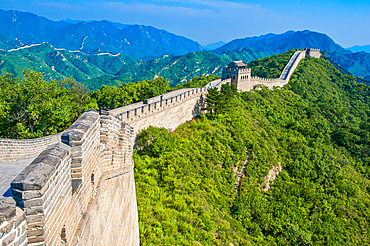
[61, 225, 67, 245]
[91, 172, 95, 186]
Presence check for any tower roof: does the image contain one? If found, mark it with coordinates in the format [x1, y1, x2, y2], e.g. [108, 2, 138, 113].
[227, 60, 247, 68]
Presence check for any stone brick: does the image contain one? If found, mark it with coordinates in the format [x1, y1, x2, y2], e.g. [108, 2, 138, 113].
[32, 155, 61, 169]
[0, 197, 16, 221]
[28, 235, 44, 244]
[27, 228, 44, 237]
[61, 130, 84, 145]
[11, 163, 54, 191]
[2, 231, 15, 245]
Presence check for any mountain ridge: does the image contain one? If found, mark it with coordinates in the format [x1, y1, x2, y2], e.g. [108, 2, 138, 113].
[0, 9, 204, 60]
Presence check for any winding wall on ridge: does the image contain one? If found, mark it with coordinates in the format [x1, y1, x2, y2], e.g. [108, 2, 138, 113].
[0, 48, 315, 246]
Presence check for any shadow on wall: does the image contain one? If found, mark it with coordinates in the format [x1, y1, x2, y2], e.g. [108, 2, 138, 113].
[192, 95, 205, 119]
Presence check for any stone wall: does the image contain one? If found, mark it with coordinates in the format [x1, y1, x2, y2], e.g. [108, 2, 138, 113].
[0, 133, 62, 162]
[111, 79, 228, 134]
[9, 110, 139, 246]
[0, 197, 27, 246]
[235, 50, 307, 91]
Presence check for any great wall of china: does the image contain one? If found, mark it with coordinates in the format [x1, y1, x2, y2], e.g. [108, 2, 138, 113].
[0, 48, 320, 245]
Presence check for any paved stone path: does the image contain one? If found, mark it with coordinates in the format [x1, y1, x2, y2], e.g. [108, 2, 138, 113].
[0, 157, 35, 197]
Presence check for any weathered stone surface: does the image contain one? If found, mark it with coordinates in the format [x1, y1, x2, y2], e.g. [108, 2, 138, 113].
[0, 197, 16, 221]
[28, 235, 44, 244]
[2, 231, 15, 245]
[78, 110, 99, 122]
[32, 155, 60, 169]
[72, 179, 82, 194]
[12, 189, 41, 200]
[61, 130, 84, 145]
[11, 163, 54, 191]
[0, 214, 5, 224]
[39, 143, 70, 160]
[67, 123, 90, 133]
[0, 132, 62, 162]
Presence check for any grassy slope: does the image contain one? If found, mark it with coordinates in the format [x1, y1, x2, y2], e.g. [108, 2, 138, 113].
[134, 54, 370, 245]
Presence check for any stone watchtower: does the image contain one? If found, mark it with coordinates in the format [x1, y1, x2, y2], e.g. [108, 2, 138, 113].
[304, 48, 321, 58]
[221, 60, 251, 90]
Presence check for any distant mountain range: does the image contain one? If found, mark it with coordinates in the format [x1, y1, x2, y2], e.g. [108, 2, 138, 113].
[213, 30, 370, 80]
[347, 44, 370, 53]
[203, 41, 226, 50]
[214, 30, 350, 55]
[1, 8, 370, 87]
[0, 9, 203, 60]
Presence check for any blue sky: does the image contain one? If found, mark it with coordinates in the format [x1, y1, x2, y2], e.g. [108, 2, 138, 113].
[0, 0, 369, 47]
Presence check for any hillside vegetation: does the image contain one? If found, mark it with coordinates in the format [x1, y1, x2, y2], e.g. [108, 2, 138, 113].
[0, 43, 140, 85]
[2, 51, 370, 245]
[133, 54, 370, 245]
[89, 47, 270, 88]
[0, 71, 217, 139]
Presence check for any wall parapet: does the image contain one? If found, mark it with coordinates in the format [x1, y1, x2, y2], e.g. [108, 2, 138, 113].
[112, 86, 209, 124]
[11, 142, 72, 245]
[0, 133, 63, 162]
[8, 109, 139, 245]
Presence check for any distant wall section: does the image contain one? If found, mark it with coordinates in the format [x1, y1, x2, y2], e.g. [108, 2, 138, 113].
[0, 133, 62, 162]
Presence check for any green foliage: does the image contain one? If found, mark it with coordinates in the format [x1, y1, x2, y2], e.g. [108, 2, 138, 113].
[0, 72, 207, 139]
[134, 54, 370, 245]
[174, 75, 221, 90]
[248, 50, 298, 78]
[90, 77, 171, 109]
[203, 83, 238, 118]
[0, 70, 97, 138]
[95, 48, 268, 87]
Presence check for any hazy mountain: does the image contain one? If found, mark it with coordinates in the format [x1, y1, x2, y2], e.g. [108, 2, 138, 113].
[347, 44, 370, 53]
[214, 30, 350, 55]
[0, 9, 204, 60]
[203, 41, 226, 50]
[0, 9, 69, 44]
[328, 51, 370, 79]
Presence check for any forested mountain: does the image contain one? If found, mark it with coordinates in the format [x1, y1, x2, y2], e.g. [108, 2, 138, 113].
[214, 30, 370, 80]
[86, 47, 270, 88]
[0, 32, 22, 50]
[1, 8, 369, 87]
[0, 9, 204, 60]
[2, 51, 370, 244]
[134, 52, 370, 245]
[0, 51, 370, 246]
[0, 43, 140, 82]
